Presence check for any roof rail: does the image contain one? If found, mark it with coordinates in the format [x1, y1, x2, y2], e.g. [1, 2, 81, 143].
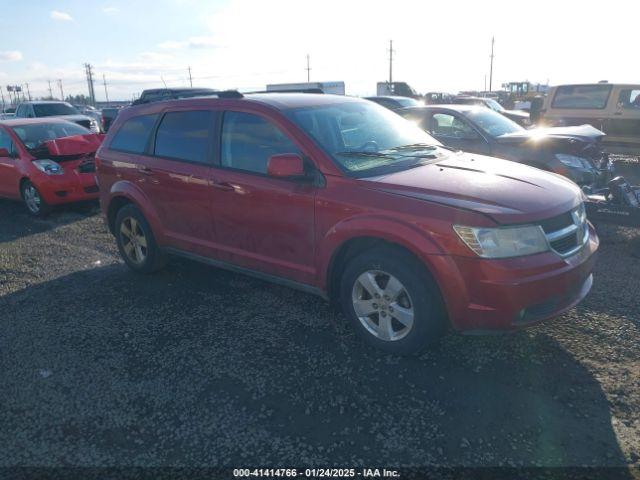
[131, 89, 244, 105]
[246, 88, 325, 95]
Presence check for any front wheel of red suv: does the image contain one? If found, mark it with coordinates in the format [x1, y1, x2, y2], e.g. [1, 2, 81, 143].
[339, 246, 447, 355]
[115, 204, 166, 274]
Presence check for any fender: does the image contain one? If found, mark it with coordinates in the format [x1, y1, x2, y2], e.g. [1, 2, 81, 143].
[317, 214, 469, 326]
[317, 214, 448, 289]
[108, 180, 165, 243]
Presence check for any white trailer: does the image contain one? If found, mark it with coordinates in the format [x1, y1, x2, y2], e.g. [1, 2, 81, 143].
[266, 82, 345, 95]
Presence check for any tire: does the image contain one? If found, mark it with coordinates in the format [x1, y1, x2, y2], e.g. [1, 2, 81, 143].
[114, 204, 166, 273]
[21, 180, 51, 217]
[339, 246, 447, 355]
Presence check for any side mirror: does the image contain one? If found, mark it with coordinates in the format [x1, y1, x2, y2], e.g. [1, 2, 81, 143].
[0, 148, 10, 158]
[267, 153, 305, 179]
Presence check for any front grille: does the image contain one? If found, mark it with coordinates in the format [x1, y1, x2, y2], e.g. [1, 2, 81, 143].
[75, 119, 92, 129]
[539, 212, 573, 234]
[550, 233, 579, 254]
[539, 204, 588, 257]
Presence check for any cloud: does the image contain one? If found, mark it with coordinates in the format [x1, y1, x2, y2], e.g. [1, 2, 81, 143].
[50, 10, 73, 21]
[158, 36, 217, 50]
[0, 50, 23, 61]
[102, 6, 119, 14]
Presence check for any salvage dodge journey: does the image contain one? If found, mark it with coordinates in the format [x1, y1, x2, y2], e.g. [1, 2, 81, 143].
[96, 93, 598, 354]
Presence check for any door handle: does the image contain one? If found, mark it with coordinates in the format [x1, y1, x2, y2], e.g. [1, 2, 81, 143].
[138, 166, 153, 175]
[212, 180, 235, 192]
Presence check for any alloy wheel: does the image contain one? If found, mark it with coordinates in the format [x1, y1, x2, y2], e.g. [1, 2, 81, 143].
[120, 217, 148, 264]
[23, 185, 42, 213]
[351, 270, 415, 341]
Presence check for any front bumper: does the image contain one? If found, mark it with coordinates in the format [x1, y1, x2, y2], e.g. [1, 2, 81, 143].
[36, 171, 99, 205]
[433, 224, 599, 332]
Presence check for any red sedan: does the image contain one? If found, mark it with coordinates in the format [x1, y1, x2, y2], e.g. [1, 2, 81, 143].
[0, 118, 103, 216]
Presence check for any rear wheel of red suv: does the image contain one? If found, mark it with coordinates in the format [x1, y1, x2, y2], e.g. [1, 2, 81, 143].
[339, 246, 446, 355]
[115, 204, 166, 273]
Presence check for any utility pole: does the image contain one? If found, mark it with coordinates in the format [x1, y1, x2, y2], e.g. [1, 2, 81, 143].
[57, 79, 64, 101]
[388, 40, 395, 85]
[48, 80, 53, 99]
[305, 54, 311, 83]
[102, 74, 109, 103]
[188, 66, 193, 87]
[24, 83, 32, 101]
[489, 36, 495, 92]
[84, 63, 96, 105]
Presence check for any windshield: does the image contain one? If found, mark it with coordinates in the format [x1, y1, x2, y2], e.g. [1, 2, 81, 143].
[465, 108, 523, 137]
[396, 98, 421, 108]
[483, 98, 505, 112]
[33, 103, 79, 117]
[285, 101, 444, 176]
[11, 122, 90, 150]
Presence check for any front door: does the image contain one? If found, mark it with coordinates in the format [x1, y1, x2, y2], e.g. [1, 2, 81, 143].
[0, 127, 21, 198]
[209, 110, 317, 285]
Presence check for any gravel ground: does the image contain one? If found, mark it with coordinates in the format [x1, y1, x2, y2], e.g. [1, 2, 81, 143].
[0, 176, 639, 471]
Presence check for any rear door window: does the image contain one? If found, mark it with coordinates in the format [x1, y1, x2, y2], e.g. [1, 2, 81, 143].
[154, 110, 215, 164]
[551, 85, 612, 109]
[109, 114, 158, 154]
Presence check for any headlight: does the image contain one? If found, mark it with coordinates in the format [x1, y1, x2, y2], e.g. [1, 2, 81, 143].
[453, 224, 549, 258]
[556, 154, 588, 169]
[33, 159, 64, 175]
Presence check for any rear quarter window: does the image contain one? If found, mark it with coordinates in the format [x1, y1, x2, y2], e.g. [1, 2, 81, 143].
[551, 85, 612, 109]
[109, 114, 158, 154]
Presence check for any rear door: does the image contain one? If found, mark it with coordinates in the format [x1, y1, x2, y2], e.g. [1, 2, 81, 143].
[208, 110, 317, 285]
[606, 87, 640, 150]
[0, 127, 21, 198]
[140, 108, 217, 255]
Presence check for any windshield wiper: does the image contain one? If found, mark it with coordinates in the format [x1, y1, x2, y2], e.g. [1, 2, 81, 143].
[388, 143, 439, 151]
[335, 151, 397, 158]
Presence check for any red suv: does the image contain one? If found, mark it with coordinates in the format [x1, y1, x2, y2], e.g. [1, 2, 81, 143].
[0, 118, 102, 216]
[97, 93, 598, 354]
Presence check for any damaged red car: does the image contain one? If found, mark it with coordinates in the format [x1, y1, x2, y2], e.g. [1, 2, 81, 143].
[0, 118, 103, 216]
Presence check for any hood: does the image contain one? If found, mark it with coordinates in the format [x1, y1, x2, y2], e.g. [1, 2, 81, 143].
[363, 151, 581, 224]
[496, 124, 605, 144]
[503, 109, 529, 119]
[42, 133, 104, 157]
[53, 114, 95, 124]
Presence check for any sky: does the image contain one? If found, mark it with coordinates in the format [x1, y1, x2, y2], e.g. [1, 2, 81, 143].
[0, 0, 637, 102]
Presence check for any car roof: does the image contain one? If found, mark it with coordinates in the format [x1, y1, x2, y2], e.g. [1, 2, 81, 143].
[19, 100, 71, 104]
[401, 104, 482, 114]
[127, 93, 362, 112]
[365, 96, 414, 100]
[0, 117, 79, 127]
